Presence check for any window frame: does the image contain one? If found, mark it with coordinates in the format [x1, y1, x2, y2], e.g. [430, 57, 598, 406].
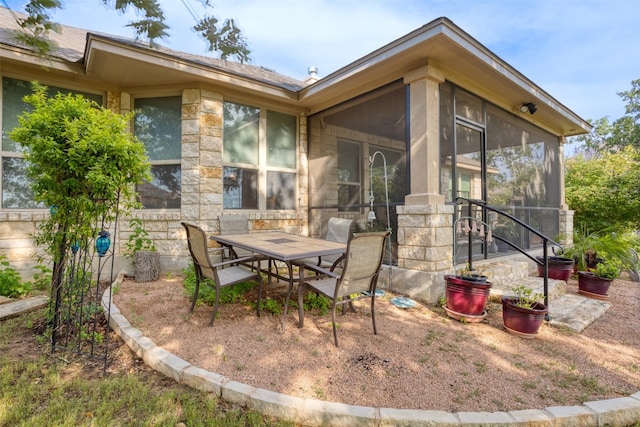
[337, 139, 362, 212]
[222, 100, 298, 211]
[132, 94, 183, 210]
[1, 76, 104, 209]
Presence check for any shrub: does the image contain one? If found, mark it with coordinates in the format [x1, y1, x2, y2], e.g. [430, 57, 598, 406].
[0, 254, 31, 298]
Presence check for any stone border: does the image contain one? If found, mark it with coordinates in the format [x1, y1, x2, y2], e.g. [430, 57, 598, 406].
[102, 272, 640, 426]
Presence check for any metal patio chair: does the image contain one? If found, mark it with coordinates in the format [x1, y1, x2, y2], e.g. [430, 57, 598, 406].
[297, 230, 390, 347]
[290, 217, 353, 275]
[181, 222, 264, 326]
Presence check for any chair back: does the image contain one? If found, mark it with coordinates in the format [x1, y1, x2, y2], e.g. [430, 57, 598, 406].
[181, 222, 215, 281]
[219, 214, 249, 235]
[337, 231, 390, 297]
[325, 217, 353, 243]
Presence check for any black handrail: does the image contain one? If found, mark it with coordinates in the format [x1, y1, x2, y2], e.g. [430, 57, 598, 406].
[454, 197, 564, 319]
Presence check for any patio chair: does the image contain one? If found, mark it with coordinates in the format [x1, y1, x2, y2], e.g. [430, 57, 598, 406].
[217, 214, 251, 260]
[292, 217, 353, 272]
[297, 230, 390, 347]
[181, 222, 264, 326]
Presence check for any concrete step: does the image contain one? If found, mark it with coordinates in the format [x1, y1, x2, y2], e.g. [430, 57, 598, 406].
[547, 293, 611, 333]
[0, 295, 49, 321]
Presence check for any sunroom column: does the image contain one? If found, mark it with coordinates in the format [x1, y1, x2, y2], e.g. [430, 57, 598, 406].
[392, 65, 452, 304]
[403, 65, 445, 205]
[558, 138, 574, 246]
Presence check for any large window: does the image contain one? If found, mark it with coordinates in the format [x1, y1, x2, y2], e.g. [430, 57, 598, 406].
[223, 101, 297, 210]
[337, 140, 361, 211]
[134, 96, 182, 209]
[1, 77, 103, 208]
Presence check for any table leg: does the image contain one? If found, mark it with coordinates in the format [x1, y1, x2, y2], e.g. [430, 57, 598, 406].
[281, 261, 294, 332]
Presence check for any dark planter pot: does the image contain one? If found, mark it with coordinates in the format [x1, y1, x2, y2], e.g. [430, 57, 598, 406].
[536, 256, 574, 281]
[502, 297, 548, 339]
[577, 271, 612, 300]
[444, 275, 492, 319]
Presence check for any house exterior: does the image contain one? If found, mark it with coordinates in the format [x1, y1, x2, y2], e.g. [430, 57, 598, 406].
[0, 7, 590, 301]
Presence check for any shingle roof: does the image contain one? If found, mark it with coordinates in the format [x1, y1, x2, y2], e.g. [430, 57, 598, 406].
[0, 6, 306, 92]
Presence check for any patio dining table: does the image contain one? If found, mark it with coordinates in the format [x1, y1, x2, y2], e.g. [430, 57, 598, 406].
[211, 231, 347, 330]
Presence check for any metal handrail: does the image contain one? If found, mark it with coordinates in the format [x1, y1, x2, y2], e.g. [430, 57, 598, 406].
[454, 197, 564, 319]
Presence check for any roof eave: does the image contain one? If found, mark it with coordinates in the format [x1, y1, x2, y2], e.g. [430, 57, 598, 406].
[300, 17, 591, 137]
[84, 34, 301, 105]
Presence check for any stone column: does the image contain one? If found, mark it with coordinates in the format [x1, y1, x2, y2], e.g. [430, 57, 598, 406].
[558, 137, 574, 246]
[396, 65, 452, 271]
[403, 65, 445, 206]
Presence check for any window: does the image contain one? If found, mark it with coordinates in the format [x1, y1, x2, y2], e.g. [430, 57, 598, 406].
[134, 96, 182, 209]
[337, 140, 361, 211]
[1, 77, 103, 208]
[223, 101, 297, 210]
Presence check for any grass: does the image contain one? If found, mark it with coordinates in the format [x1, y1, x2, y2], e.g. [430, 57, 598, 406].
[0, 310, 294, 427]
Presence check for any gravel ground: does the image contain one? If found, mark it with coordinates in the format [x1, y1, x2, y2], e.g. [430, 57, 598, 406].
[113, 274, 640, 412]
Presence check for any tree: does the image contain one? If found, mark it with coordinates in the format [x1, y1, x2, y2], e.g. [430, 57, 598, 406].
[572, 79, 640, 157]
[9, 81, 150, 353]
[10, 0, 251, 62]
[565, 145, 640, 233]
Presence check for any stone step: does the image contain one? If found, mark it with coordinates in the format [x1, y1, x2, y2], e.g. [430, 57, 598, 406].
[547, 293, 611, 333]
[0, 295, 49, 321]
[489, 275, 568, 302]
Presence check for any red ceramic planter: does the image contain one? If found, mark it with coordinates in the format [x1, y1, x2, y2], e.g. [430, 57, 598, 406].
[577, 271, 612, 300]
[502, 297, 548, 339]
[445, 275, 492, 317]
[536, 256, 574, 281]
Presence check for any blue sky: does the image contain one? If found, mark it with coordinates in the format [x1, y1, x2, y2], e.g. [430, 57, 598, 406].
[4, 0, 640, 123]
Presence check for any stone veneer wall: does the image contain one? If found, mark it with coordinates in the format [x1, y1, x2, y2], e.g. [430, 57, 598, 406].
[384, 204, 455, 303]
[1, 88, 309, 280]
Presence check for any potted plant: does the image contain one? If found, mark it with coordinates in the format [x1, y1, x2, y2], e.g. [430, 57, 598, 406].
[444, 263, 492, 322]
[535, 255, 574, 282]
[577, 259, 619, 300]
[562, 227, 633, 273]
[502, 285, 548, 339]
[125, 218, 160, 283]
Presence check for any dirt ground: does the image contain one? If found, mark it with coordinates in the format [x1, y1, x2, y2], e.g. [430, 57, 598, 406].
[108, 274, 640, 413]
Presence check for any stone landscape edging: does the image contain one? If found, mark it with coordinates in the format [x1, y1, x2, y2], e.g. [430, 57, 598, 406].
[102, 272, 640, 426]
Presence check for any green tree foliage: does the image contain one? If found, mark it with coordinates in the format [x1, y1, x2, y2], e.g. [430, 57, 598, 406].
[572, 79, 640, 157]
[9, 81, 150, 266]
[565, 145, 640, 233]
[11, 0, 251, 62]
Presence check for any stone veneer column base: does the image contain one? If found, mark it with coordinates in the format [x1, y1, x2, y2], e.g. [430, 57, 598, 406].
[386, 203, 454, 303]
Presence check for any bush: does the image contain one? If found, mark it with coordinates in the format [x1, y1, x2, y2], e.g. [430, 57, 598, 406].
[182, 263, 257, 306]
[0, 255, 31, 298]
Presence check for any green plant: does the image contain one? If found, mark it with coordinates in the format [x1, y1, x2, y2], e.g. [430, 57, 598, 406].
[592, 260, 620, 279]
[509, 285, 543, 310]
[257, 297, 282, 316]
[124, 218, 156, 259]
[304, 292, 331, 315]
[0, 254, 31, 298]
[182, 263, 256, 306]
[562, 226, 634, 272]
[30, 263, 52, 291]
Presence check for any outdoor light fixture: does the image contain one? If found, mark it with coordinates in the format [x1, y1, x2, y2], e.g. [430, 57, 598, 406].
[520, 102, 537, 114]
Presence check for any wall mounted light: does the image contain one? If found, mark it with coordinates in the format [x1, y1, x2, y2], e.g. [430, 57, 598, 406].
[520, 102, 537, 114]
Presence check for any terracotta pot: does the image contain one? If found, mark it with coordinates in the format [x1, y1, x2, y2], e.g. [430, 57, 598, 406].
[577, 271, 612, 300]
[445, 275, 492, 317]
[502, 297, 548, 339]
[536, 256, 574, 281]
